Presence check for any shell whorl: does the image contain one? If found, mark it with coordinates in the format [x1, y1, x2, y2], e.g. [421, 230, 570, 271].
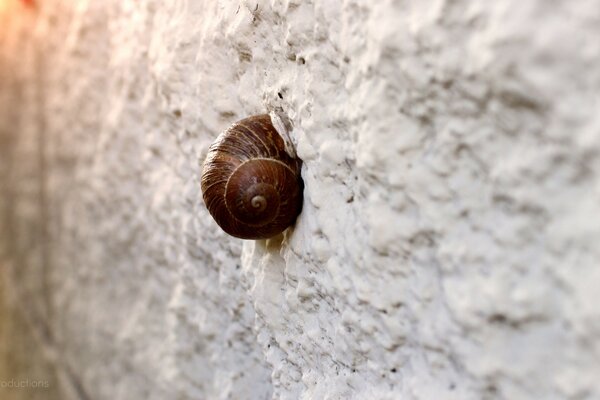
[201, 114, 303, 239]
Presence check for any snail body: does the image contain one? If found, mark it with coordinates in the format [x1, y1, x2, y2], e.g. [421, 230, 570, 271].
[201, 114, 303, 239]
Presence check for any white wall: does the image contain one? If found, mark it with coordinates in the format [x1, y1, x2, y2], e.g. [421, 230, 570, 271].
[1, 0, 600, 399]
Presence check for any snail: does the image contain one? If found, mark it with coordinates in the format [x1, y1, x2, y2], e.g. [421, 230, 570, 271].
[201, 114, 303, 239]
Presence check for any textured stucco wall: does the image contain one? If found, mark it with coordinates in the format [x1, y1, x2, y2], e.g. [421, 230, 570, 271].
[1, 0, 600, 399]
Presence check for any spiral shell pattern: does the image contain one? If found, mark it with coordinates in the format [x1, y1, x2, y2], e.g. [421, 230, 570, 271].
[201, 114, 303, 239]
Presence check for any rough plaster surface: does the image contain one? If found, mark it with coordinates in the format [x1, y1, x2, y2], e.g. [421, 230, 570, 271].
[1, 0, 600, 399]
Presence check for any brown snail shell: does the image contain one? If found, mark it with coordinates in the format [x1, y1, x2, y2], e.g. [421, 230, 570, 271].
[201, 114, 303, 239]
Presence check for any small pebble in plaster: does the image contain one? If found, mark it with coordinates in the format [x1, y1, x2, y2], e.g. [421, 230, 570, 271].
[201, 114, 304, 239]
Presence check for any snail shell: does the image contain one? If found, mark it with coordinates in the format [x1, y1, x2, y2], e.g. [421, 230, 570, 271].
[201, 114, 303, 239]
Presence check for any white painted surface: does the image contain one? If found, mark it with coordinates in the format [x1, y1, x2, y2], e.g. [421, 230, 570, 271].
[1, 0, 600, 399]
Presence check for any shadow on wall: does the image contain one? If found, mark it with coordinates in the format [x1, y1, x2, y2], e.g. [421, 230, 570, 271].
[1, 1, 59, 397]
